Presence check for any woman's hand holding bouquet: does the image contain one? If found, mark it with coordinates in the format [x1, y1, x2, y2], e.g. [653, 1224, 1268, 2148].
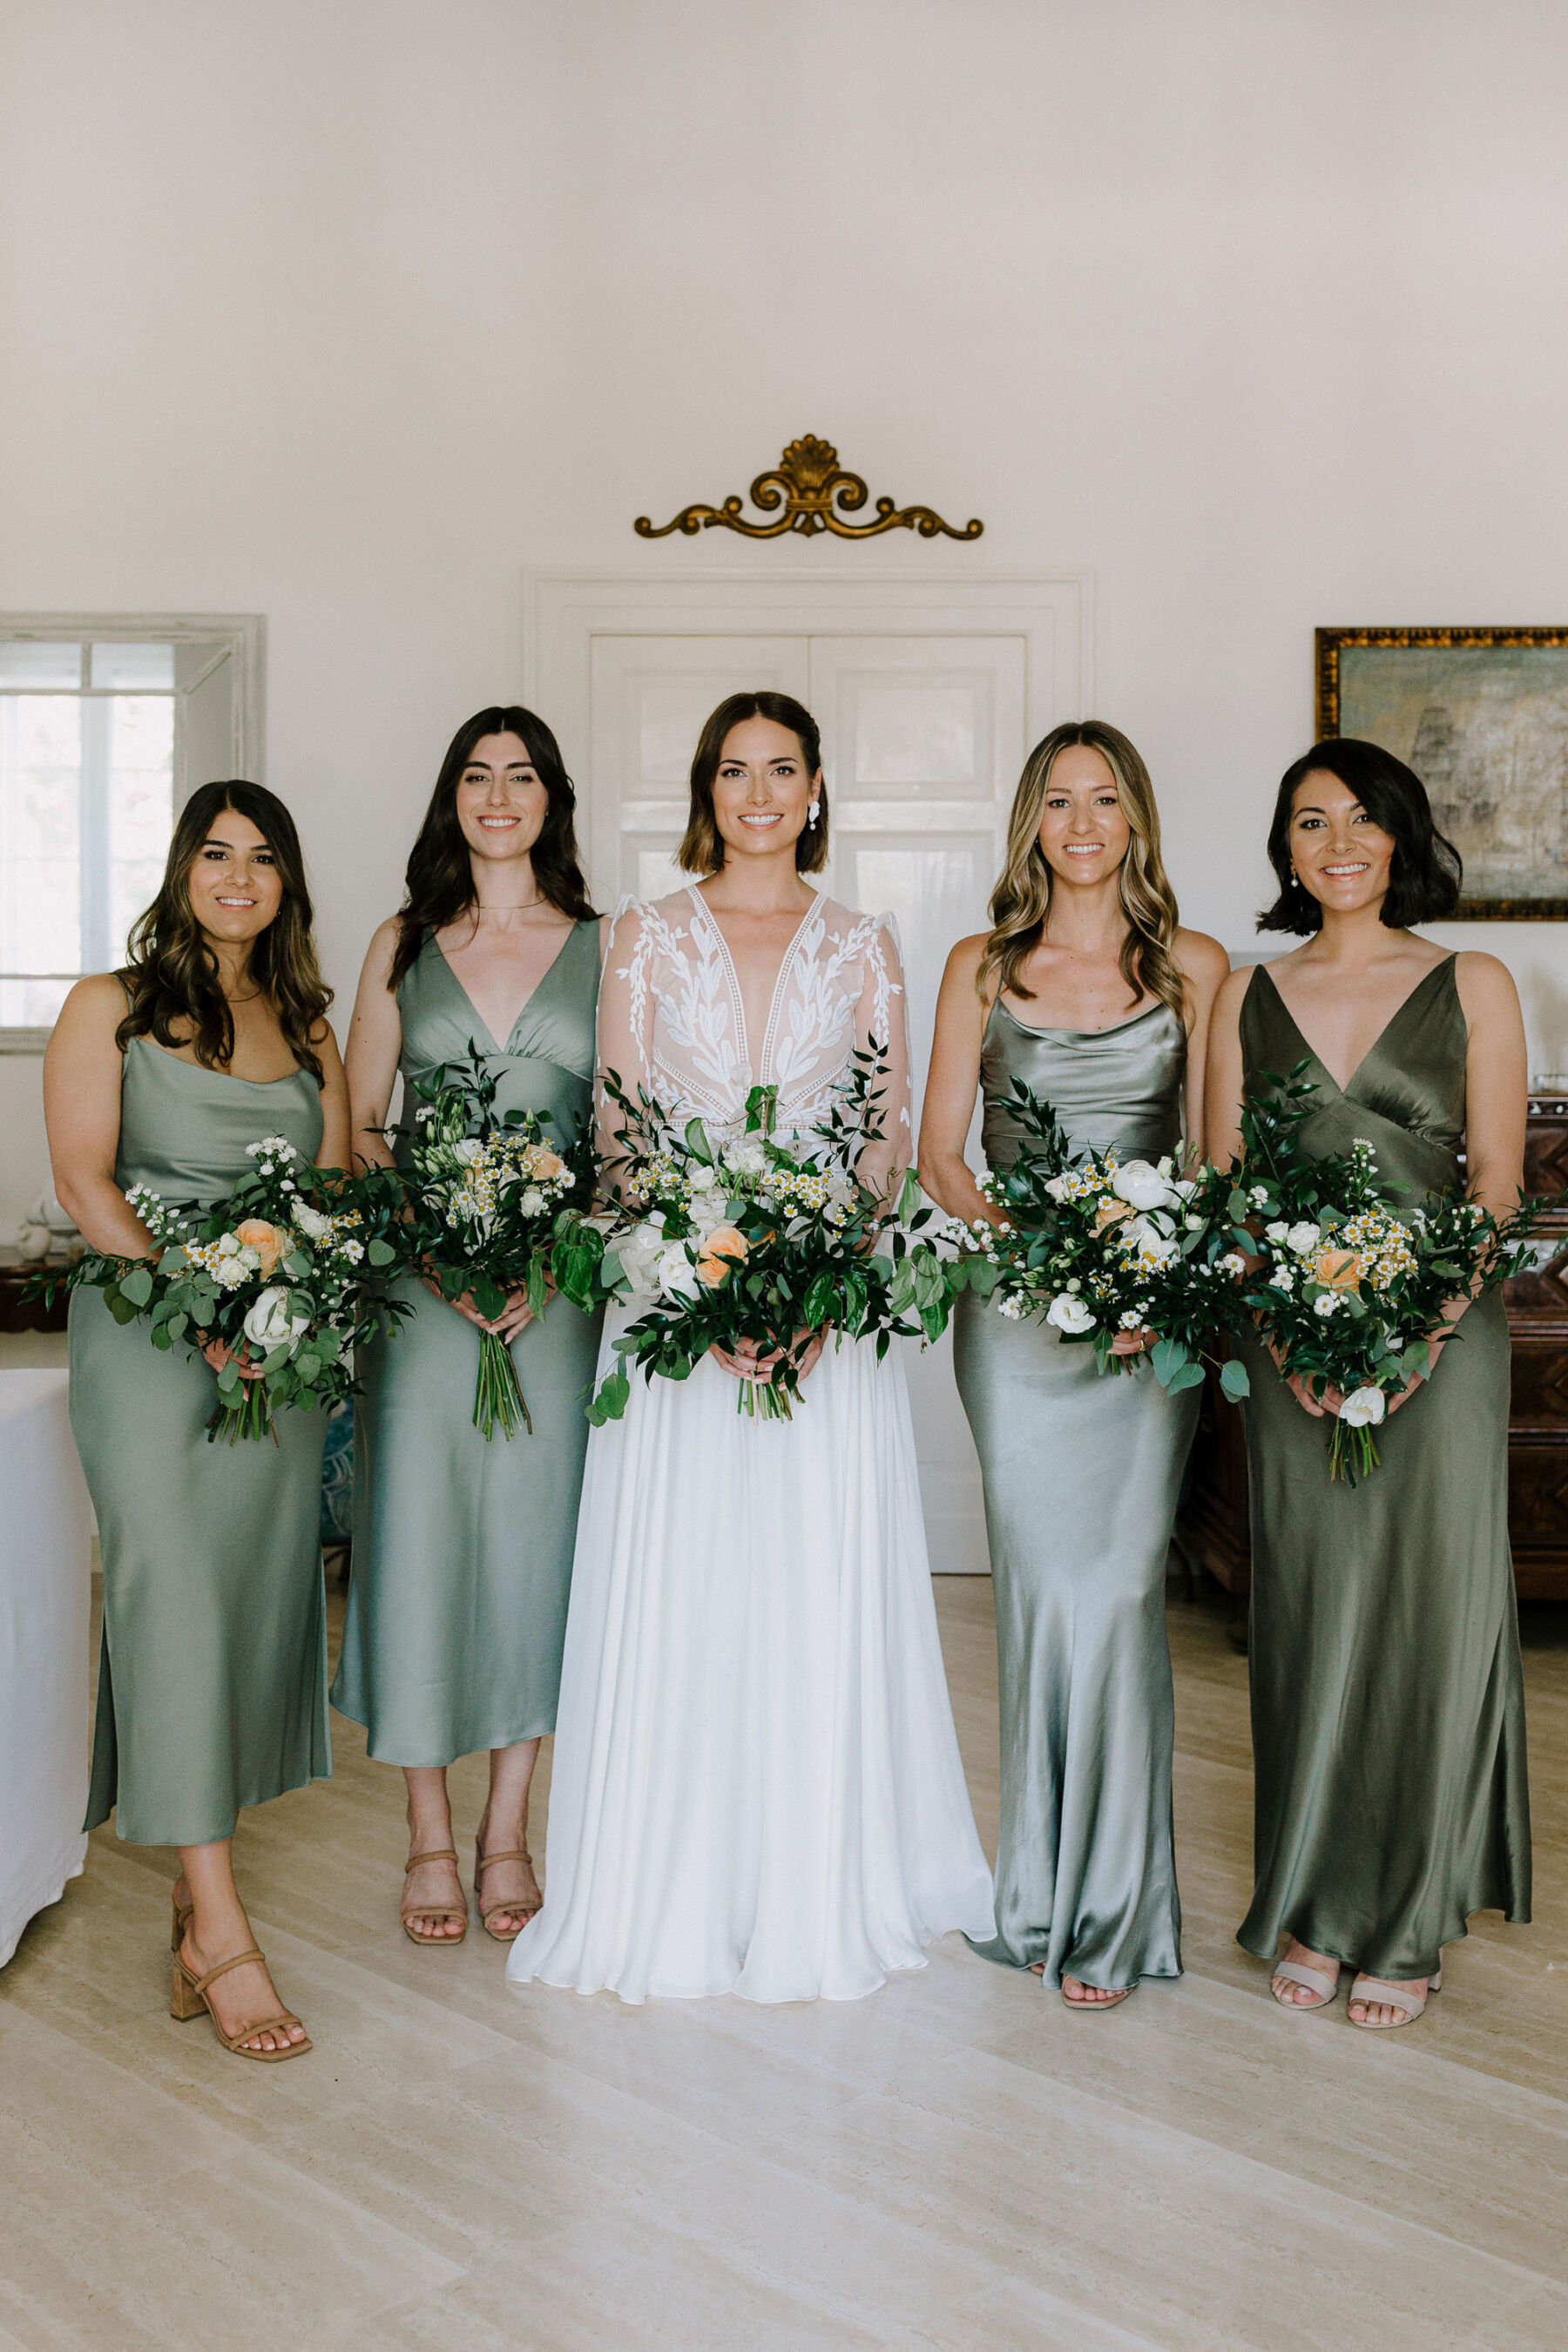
[587, 1045, 950, 1425]
[395, 1045, 599, 1438]
[44, 1135, 405, 1442]
[1224, 1064, 1546, 1481]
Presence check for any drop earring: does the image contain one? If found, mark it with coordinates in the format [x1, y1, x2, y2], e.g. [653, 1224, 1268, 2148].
[808, 800, 820, 828]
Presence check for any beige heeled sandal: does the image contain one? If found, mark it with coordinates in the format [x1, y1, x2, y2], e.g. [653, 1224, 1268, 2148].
[1348, 1968, 1441, 2029]
[402, 1848, 469, 1946]
[1062, 1981, 1133, 2011]
[473, 1843, 540, 1942]
[171, 1944, 311, 2060]
[1270, 1957, 1342, 2011]
[171, 1889, 194, 1953]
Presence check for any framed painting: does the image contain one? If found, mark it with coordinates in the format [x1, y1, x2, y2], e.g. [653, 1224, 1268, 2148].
[1315, 625, 1568, 919]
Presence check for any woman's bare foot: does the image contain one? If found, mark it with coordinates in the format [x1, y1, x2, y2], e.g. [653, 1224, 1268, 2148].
[401, 1850, 468, 1940]
[178, 1930, 307, 2053]
[1272, 1937, 1341, 2005]
[1348, 1975, 1429, 2027]
[1063, 1975, 1132, 2008]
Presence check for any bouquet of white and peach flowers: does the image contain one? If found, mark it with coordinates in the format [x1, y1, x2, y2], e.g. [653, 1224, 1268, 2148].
[585, 1050, 950, 1424]
[943, 1080, 1250, 1404]
[397, 1047, 598, 1437]
[47, 1136, 406, 1442]
[1223, 1064, 1545, 1482]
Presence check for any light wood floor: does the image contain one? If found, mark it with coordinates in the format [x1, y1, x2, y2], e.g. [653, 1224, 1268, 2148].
[2, 1558, 1565, 2350]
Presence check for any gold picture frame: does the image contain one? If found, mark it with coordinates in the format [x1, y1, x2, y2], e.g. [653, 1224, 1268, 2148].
[1316, 625, 1568, 920]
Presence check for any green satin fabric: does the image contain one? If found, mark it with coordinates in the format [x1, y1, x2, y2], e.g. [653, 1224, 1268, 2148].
[1236, 958, 1531, 1977]
[331, 921, 605, 1765]
[72, 1037, 330, 1847]
[956, 998, 1196, 1989]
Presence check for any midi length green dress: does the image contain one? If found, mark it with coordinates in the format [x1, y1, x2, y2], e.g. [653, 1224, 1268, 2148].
[331, 921, 603, 1766]
[72, 1037, 331, 1848]
[1236, 958, 1531, 1980]
[955, 999, 1198, 1990]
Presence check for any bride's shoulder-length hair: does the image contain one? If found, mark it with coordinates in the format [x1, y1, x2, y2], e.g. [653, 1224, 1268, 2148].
[678, 690, 830, 878]
[978, 720, 1186, 1022]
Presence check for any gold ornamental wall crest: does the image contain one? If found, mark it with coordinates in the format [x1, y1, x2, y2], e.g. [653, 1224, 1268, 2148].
[634, 435, 983, 542]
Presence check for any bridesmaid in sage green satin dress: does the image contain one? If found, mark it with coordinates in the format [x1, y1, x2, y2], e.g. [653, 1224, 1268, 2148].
[1206, 739, 1531, 2032]
[922, 721, 1228, 2009]
[335, 706, 604, 1947]
[45, 781, 349, 2061]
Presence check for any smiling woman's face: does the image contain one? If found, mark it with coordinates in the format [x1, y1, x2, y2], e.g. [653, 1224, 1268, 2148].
[1036, 744, 1131, 886]
[709, 715, 821, 864]
[186, 808, 283, 947]
[454, 731, 549, 866]
[1288, 769, 1396, 915]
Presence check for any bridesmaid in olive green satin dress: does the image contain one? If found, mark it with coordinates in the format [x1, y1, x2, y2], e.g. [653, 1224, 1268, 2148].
[922, 722, 1229, 2008]
[1206, 739, 1531, 2032]
[44, 781, 349, 2061]
[336, 706, 603, 1947]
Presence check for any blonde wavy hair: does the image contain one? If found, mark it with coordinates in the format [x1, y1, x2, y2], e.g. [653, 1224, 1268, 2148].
[977, 720, 1186, 1021]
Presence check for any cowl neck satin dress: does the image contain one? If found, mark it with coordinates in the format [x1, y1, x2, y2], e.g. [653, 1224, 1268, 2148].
[71, 1035, 331, 1847]
[1235, 958, 1530, 1979]
[954, 995, 1196, 1992]
[331, 921, 603, 1766]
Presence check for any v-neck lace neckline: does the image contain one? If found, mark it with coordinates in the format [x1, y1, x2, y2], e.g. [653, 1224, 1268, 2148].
[1257, 956, 1456, 1098]
[686, 886, 821, 1083]
[433, 923, 578, 1055]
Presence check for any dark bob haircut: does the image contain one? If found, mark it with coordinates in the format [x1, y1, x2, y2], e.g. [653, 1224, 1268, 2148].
[391, 706, 596, 989]
[1258, 737, 1462, 935]
[677, 690, 828, 877]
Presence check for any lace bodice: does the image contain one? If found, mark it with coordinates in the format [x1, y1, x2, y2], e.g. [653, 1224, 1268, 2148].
[597, 885, 912, 1199]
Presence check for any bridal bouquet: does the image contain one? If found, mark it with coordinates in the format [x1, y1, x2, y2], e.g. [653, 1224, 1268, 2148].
[1226, 1064, 1545, 1482]
[586, 1048, 950, 1424]
[48, 1136, 404, 1442]
[943, 1079, 1250, 1403]
[397, 1046, 598, 1437]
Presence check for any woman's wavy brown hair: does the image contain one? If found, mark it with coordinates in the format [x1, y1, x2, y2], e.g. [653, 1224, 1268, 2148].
[678, 691, 828, 877]
[977, 720, 1187, 1022]
[116, 780, 331, 1084]
[390, 706, 596, 989]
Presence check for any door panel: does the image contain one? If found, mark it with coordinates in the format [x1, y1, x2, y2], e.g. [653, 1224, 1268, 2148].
[588, 636, 810, 904]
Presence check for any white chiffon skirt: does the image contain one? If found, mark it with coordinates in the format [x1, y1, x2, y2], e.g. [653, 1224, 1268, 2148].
[507, 1316, 996, 2004]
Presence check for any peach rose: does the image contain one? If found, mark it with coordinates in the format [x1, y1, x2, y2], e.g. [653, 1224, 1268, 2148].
[526, 1146, 567, 1181]
[1312, 1246, 1364, 1290]
[1094, 1197, 1130, 1234]
[695, 1224, 748, 1288]
[234, 1218, 287, 1276]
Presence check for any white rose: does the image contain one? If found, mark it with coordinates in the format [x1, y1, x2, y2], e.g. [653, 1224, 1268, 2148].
[721, 1139, 768, 1179]
[1340, 1386, 1387, 1427]
[1286, 1221, 1321, 1254]
[1046, 1294, 1096, 1335]
[688, 1162, 721, 1193]
[242, 1285, 311, 1351]
[1265, 1221, 1289, 1244]
[1043, 1175, 1072, 1203]
[519, 1186, 546, 1217]
[656, 1243, 701, 1300]
[292, 1201, 333, 1241]
[1112, 1160, 1177, 1213]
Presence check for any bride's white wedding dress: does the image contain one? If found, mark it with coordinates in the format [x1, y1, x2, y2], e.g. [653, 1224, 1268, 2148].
[507, 884, 994, 2004]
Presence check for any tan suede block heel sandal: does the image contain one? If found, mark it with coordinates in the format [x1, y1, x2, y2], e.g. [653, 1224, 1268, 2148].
[474, 1843, 540, 1943]
[401, 1847, 469, 1946]
[171, 1945, 311, 2061]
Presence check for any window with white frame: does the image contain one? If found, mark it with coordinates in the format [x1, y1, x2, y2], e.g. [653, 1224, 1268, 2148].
[0, 618, 262, 1039]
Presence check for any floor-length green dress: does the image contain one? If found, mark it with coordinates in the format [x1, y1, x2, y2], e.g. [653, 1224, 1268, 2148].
[72, 1037, 331, 1848]
[332, 921, 603, 1765]
[955, 998, 1198, 1990]
[1236, 958, 1531, 1979]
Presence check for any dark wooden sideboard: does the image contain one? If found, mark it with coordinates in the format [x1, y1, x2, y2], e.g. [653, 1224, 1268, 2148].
[1179, 1093, 1568, 1625]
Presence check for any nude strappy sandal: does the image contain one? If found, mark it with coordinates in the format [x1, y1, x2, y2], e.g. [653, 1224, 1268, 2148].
[402, 1847, 469, 1946]
[170, 1944, 311, 2060]
[474, 1842, 540, 1942]
[1270, 1957, 1342, 2011]
[1348, 1969, 1441, 2029]
[1062, 1983, 1133, 2011]
[172, 1889, 193, 1952]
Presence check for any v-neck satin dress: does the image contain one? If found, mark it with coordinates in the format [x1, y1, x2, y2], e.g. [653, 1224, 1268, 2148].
[1235, 958, 1531, 1980]
[72, 1036, 331, 1848]
[331, 921, 604, 1765]
[954, 998, 1196, 1991]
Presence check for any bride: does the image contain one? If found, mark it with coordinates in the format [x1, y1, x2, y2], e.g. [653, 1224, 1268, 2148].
[507, 690, 995, 2004]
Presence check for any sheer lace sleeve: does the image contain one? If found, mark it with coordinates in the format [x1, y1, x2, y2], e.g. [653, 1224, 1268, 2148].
[595, 897, 656, 1191]
[855, 913, 912, 1207]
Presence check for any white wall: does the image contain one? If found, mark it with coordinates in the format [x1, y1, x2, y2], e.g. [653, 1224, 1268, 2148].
[3, 0, 1567, 1228]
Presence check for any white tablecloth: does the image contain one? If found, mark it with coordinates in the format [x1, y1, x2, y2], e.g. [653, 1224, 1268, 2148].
[0, 1369, 92, 1966]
